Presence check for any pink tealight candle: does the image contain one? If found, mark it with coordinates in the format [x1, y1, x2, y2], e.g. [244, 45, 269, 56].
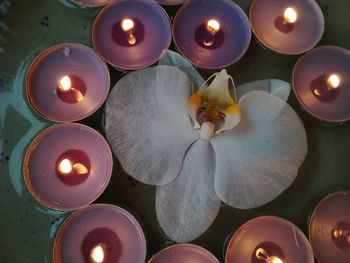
[70, 0, 113, 7]
[26, 43, 110, 123]
[172, 0, 251, 69]
[92, 0, 172, 70]
[148, 244, 219, 263]
[23, 123, 113, 211]
[225, 216, 314, 263]
[249, 0, 324, 55]
[292, 46, 350, 122]
[309, 191, 350, 263]
[54, 204, 147, 263]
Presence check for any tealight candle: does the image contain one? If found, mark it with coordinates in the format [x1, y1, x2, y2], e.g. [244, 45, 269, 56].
[225, 216, 314, 263]
[23, 123, 113, 211]
[54, 204, 147, 263]
[292, 46, 350, 122]
[155, 0, 186, 5]
[70, 0, 112, 7]
[249, 0, 324, 55]
[26, 43, 110, 123]
[92, 0, 172, 70]
[148, 244, 219, 263]
[172, 0, 251, 69]
[309, 191, 350, 263]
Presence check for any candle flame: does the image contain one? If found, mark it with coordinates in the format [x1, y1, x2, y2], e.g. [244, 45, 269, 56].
[121, 18, 134, 32]
[73, 163, 89, 174]
[332, 228, 350, 242]
[58, 159, 73, 174]
[121, 18, 136, 45]
[284, 7, 297, 24]
[206, 19, 220, 33]
[327, 74, 340, 89]
[90, 244, 105, 263]
[58, 76, 71, 91]
[58, 159, 88, 175]
[256, 248, 284, 263]
[269, 256, 284, 263]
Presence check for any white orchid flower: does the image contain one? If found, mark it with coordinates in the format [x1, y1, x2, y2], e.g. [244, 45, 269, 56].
[104, 50, 307, 243]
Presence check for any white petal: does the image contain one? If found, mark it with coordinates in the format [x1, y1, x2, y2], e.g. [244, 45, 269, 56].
[105, 66, 198, 185]
[158, 50, 205, 92]
[211, 91, 307, 209]
[236, 79, 291, 101]
[156, 140, 221, 242]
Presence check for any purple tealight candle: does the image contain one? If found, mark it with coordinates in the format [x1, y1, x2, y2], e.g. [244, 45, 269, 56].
[26, 43, 110, 123]
[148, 244, 219, 263]
[92, 0, 172, 70]
[70, 0, 113, 7]
[172, 0, 251, 69]
[23, 123, 113, 211]
[292, 46, 350, 122]
[309, 191, 350, 263]
[249, 0, 324, 55]
[155, 0, 186, 5]
[225, 216, 314, 263]
[54, 204, 147, 263]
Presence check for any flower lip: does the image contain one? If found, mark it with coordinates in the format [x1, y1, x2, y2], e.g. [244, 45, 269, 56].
[187, 69, 241, 134]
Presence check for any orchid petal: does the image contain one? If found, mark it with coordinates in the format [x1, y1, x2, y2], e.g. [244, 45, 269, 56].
[211, 90, 307, 209]
[159, 50, 205, 92]
[236, 79, 291, 101]
[105, 66, 198, 185]
[156, 140, 221, 242]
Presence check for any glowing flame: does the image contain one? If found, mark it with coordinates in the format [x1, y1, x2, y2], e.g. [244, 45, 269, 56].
[327, 74, 340, 89]
[333, 229, 350, 242]
[268, 256, 284, 263]
[58, 159, 73, 174]
[121, 18, 134, 32]
[206, 19, 221, 33]
[121, 18, 136, 45]
[90, 244, 105, 263]
[256, 248, 284, 263]
[284, 7, 297, 24]
[58, 76, 71, 91]
[58, 159, 88, 175]
[73, 163, 89, 174]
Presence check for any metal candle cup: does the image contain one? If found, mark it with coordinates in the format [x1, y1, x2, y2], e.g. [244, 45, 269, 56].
[23, 123, 113, 211]
[172, 0, 251, 69]
[292, 46, 350, 123]
[309, 191, 350, 263]
[54, 204, 147, 263]
[92, 0, 172, 70]
[249, 0, 324, 55]
[225, 216, 314, 263]
[148, 244, 219, 263]
[70, 0, 112, 7]
[26, 43, 110, 123]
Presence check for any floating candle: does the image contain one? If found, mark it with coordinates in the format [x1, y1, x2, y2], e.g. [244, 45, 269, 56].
[26, 43, 110, 122]
[292, 46, 350, 122]
[23, 123, 113, 211]
[92, 0, 171, 70]
[309, 191, 350, 263]
[70, 0, 112, 7]
[148, 244, 219, 263]
[225, 216, 314, 263]
[54, 204, 147, 263]
[249, 0, 324, 55]
[172, 0, 251, 69]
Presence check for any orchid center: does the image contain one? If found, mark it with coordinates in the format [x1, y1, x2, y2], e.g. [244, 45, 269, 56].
[188, 69, 241, 135]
